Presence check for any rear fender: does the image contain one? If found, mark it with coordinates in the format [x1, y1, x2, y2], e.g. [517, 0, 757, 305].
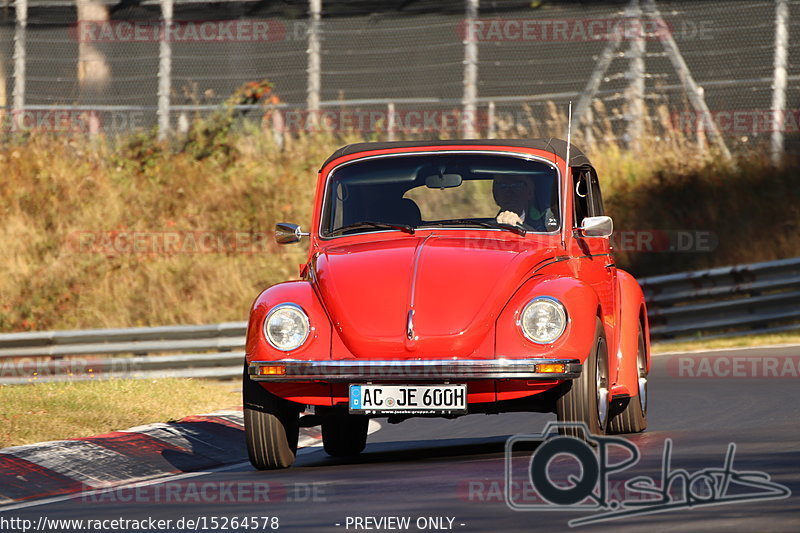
[615, 269, 650, 395]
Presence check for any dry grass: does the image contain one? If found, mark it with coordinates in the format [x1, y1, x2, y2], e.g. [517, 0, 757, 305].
[0, 378, 240, 448]
[0, 128, 337, 331]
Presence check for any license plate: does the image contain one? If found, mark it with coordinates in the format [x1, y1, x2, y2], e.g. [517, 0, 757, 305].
[349, 384, 467, 414]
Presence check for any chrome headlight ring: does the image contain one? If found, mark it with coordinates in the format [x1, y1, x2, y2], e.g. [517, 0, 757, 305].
[519, 296, 568, 344]
[263, 303, 311, 351]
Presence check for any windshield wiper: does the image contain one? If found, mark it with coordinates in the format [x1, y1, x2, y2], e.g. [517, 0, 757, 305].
[422, 219, 527, 236]
[328, 221, 415, 236]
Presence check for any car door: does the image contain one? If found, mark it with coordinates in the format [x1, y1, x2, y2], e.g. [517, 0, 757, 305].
[570, 168, 619, 370]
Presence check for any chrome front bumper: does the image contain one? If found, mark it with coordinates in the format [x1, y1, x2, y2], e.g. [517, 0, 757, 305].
[247, 358, 582, 382]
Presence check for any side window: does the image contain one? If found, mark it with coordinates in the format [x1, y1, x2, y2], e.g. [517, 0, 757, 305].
[572, 170, 589, 226]
[588, 172, 605, 217]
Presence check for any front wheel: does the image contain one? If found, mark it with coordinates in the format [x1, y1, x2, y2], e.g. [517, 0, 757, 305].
[243, 364, 301, 469]
[555, 318, 609, 437]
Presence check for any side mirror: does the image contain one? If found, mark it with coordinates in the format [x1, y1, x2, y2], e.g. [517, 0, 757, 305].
[275, 222, 309, 244]
[578, 216, 613, 238]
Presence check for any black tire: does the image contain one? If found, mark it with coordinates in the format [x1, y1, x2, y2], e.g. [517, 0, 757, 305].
[321, 415, 370, 457]
[556, 318, 609, 437]
[608, 323, 648, 434]
[243, 364, 301, 469]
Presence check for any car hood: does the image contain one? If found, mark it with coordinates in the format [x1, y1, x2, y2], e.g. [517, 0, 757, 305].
[313, 234, 559, 359]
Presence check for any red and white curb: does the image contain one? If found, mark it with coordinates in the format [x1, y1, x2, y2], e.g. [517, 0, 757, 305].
[0, 409, 381, 508]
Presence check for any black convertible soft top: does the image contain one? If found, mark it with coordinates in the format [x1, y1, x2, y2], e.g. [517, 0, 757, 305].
[320, 138, 592, 171]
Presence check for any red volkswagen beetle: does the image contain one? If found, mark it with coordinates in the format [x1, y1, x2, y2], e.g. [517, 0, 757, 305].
[243, 139, 650, 469]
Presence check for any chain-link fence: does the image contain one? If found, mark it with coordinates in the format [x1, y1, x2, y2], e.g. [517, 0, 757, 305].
[0, 0, 797, 158]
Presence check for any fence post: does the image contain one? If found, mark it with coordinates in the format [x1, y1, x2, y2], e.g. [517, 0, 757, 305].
[487, 101, 496, 139]
[462, 0, 479, 139]
[76, 1, 111, 99]
[157, 0, 173, 140]
[626, 0, 645, 151]
[770, 0, 789, 166]
[271, 107, 285, 149]
[387, 102, 396, 141]
[12, 0, 27, 131]
[307, 0, 322, 128]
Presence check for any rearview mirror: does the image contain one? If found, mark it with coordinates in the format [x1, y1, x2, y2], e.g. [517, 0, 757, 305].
[578, 216, 613, 238]
[425, 173, 462, 189]
[275, 222, 309, 244]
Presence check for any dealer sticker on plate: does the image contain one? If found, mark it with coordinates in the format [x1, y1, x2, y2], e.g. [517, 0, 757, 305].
[349, 384, 467, 414]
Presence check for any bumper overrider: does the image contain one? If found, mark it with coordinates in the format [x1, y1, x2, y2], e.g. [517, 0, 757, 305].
[247, 358, 582, 382]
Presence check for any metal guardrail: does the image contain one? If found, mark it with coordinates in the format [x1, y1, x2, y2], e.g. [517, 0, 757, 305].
[641, 257, 800, 341]
[0, 258, 798, 384]
[0, 322, 246, 358]
[0, 323, 247, 384]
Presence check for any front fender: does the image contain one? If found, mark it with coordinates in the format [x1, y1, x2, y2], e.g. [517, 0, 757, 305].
[245, 281, 332, 363]
[245, 281, 334, 405]
[495, 275, 600, 362]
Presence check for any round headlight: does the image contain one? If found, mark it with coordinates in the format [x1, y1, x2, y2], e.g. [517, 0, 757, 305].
[520, 297, 567, 344]
[264, 304, 310, 351]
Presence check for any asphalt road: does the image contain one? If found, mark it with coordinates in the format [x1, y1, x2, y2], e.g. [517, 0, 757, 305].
[4, 346, 800, 532]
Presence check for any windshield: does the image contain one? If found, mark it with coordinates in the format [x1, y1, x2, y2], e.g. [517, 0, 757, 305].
[321, 153, 560, 237]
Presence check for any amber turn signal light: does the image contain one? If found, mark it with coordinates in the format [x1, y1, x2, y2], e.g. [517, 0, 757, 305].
[257, 365, 286, 376]
[535, 363, 566, 374]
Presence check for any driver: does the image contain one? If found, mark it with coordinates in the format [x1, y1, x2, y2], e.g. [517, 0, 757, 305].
[493, 174, 535, 226]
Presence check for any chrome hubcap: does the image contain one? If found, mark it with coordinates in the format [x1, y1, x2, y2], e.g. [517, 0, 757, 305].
[638, 376, 647, 414]
[637, 332, 648, 414]
[596, 339, 609, 428]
